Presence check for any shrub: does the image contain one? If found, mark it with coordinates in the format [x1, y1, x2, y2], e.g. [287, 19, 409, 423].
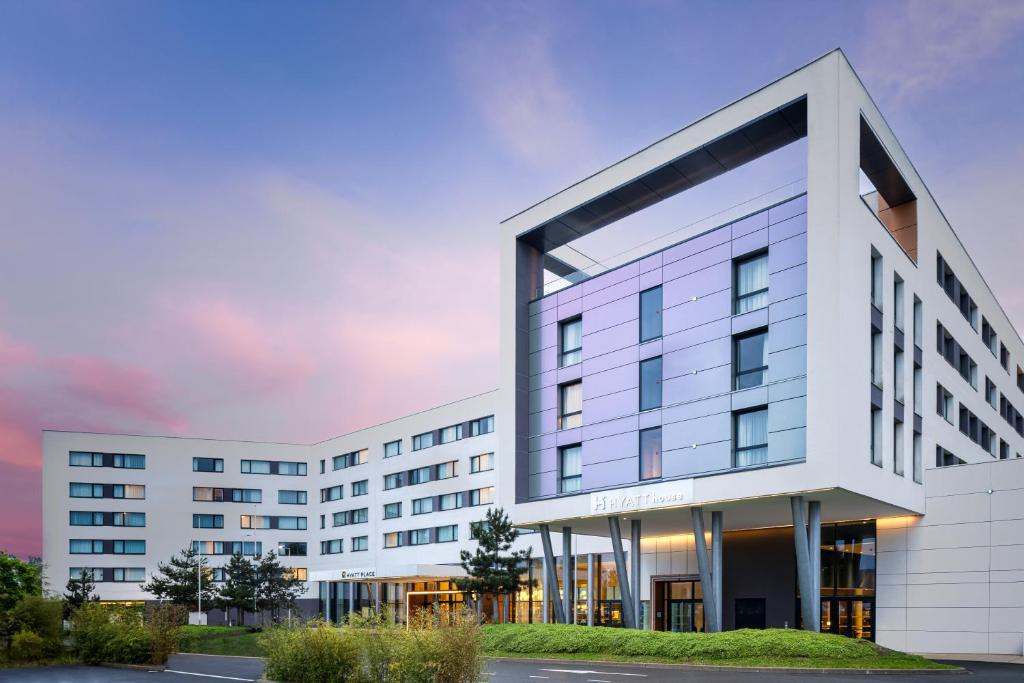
[146, 603, 186, 664]
[261, 619, 358, 683]
[10, 595, 63, 643]
[10, 630, 47, 662]
[70, 603, 151, 665]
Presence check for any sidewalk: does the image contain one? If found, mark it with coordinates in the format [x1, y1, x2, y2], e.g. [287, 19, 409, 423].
[916, 653, 1024, 665]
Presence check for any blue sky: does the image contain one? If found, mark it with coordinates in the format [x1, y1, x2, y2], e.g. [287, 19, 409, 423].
[1, 0, 1023, 556]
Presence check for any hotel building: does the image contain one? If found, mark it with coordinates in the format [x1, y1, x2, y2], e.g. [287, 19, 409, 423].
[43, 50, 1024, 655]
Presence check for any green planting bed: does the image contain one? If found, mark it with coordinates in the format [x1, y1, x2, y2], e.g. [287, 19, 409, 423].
[179, 625, 265, 657]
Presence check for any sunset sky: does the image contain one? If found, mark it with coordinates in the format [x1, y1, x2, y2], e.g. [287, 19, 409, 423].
[2, 1, 1024, 558]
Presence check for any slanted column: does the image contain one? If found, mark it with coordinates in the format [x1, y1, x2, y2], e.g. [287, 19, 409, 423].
[562, 527, 573, 624]
[348, 581, 355, 619]
[711, 510, 723, 633]
[541, 556, 549, 623]
[607, 516, 635, 629]
[790, 496, 816, 631]
[807, 500, 821, 631]
[539, 524, 567, 624]
[691, 506, 720, 632]
[586, 553, 595, 627]
[630, 519, 642, 629]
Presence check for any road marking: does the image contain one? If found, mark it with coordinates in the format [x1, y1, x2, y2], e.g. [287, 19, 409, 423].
[164, 671, 256, 681]
[528, 677, 550, 679]
[540, 670, 647, 678]
[586, 679, 611, 682]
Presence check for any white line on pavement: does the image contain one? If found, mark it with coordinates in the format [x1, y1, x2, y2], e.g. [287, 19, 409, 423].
[540, 670, 647, 677]
[164, 670, 256, 681]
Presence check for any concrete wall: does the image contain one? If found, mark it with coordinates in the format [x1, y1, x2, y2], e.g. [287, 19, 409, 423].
[876, 457, 1024, 655]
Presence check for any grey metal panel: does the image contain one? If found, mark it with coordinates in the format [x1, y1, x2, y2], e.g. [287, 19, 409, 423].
[663, 242, 732, 285]
[583, 278, 639, 313]
[768, 264, 807, 302]
[529, 385, 557, 414]
[914, 346, 923, 367]
[662, 290, 732, 335]
[895, 329, 905, 351]
[894, 401, 905, 423]
[582, 345, 638, 376]
[871, 384, 883, 409]
[732, 306, 769, 335]
[769, 396, 807, 432]
[584, 431, 639, 465]
[769, 294, 807, 323]
[768, 194, 807, 224]
[582, 415, 638, 441]
[664, 337, 730, 378]
[530, 295, 557, 316]
[767, 427, 806, 463]
[529, 433, 555, 453]
[768, 377, 807, 402]
[732, 385, 769, 411]
[768, 315, 807, 353]
[731, 210, 768, 238]
[768, 233, 807, 273]
[528, 303, 557, 331]
[529, 322, 557, 354]
[914, 413, 923, 434]
[768, 213, 807, 244]
[871, 306, 883, 332]
[583, 319, 640, 357]
[529, 472, 557, 498]
[530, 369, 556, 391]
[529, 448, 556, 475]
[663, 225, 731, 266]
[582, 293, 639, 336]
[528, 408, 556, 437]
[529, 348, 557, 376]
[583, 457, 638, 490]
[662, 441, 732, 478]
[663, 317, 732, 354]
[732, 227, 769, 258]
[662, 394, 731, 425]
[767, 345, 807, 383]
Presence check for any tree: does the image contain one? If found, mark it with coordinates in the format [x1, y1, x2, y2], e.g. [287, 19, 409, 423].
[63, 568, 100, 619]
[215, 553, 256, 625]
[0, 552, 42, 610]
[142, 546, 218, 609]
[456, 507, 533, 624]
[255, 551, 305, 622]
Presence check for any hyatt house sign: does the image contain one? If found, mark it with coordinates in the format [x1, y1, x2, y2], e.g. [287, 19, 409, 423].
[590, 479, 695, 515]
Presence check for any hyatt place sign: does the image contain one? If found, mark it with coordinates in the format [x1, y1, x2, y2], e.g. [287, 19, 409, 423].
[590, 479, 694, 515]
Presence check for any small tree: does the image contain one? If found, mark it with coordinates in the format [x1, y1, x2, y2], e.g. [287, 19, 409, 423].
[215, 553, 256, 625]
[63, 568, 100, 619]
[255, 551, 305, 622]
[142, 546, 218, 609]
[456, 507, 533, 623]
[0, 552, 42, 610]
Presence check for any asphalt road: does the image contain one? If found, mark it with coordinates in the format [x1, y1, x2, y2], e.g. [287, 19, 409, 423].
[0, 655, 1020, 682]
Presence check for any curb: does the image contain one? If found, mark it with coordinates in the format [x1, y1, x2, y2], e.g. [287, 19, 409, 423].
[484, 656, 967, 675]
[99, 662, 167, 671]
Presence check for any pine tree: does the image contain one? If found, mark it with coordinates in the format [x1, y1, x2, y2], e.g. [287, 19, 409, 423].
[456, 507, 533, 623]
[255, 551, 305, 622]
[142, 546, 218, 608]
[216, 553, 256, 625]
[62, 568, 100, 619]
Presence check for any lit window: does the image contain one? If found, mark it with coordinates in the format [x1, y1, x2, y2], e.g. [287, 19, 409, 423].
[384, 532, 403, 548]
[558, 382, 583, 429]
[470, 453, 494, 473]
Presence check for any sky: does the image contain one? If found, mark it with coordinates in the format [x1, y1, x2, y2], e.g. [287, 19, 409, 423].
[1, 0, 1023, 559]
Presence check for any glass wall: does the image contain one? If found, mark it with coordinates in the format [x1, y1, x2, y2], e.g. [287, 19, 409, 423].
[798, 520, 876, 640]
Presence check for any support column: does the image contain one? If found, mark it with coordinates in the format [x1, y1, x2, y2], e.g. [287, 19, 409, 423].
[607, 516, 635, 629]
[586, 553, 595, 627]
[711, 510, 723, 633]
[539, 524, 566, 624]
[790, 496, 816, 631]
[348, 581, 355, 620]
[630, 519, 642, 629]
[807, 500, 821, 632]
[374, 582, 381, 614]
[562, 526, 572, 624]
[541, 556, 549, 623]
[691, 506, 720, 632]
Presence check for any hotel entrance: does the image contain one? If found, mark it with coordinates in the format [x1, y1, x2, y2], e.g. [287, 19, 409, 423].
[652, 578, 705, 632]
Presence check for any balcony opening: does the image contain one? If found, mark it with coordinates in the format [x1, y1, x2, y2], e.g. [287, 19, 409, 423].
[859, 116, 917, 263]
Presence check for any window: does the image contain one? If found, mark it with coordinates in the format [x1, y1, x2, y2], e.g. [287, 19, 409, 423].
[193, 514, 223, 529]
[278, 461, 307, 476]
[870, 408, 882, 467]
[470, 453, 494, 473]
[69, 483, 103, 498]
[986, 378, 998, 408]
[412, 497, 434, 515]
[871, 330, 883, 388]
[893, 275, 904, 331]
[1000, 439, 1010, 460]
[734, 330, 767, 390]
[913, 366, 922, 414]
[384, 532, 403, 548]
[285, 568, 308, 581]
[384, 440, 402, 458]
[113, 484, 145, 499]
[894, 349, 905, 403]
[68, 452, 144, 468]
[409, 529, 430, 546]
[113, 540, 145, 555]
[69, 568, 102, 582]
[351, 536, 368, 552]
[439, 424, 463, 444]
[241, 515, 270, 529]
[639, 357, 662, 411]
[468, 487, 494, 506]
[70, 511, 104, 526]
[321, 539, 344, 555]
[870, 249, 882, 310]
[640, 286, 663, 342]
[281, 516, 308, 530]
[559, 444, 582, 493]
[320, 485, 343, 503]
[69, 452, 102, 467]
[112, 454, 144, 469]
[350, 508, 368, 524]
[893, 422, 904, 476]
[735, 252, 768, 314]
[383, 502, 402, 519]
[278, 542, 307, 557]
[383, 473, 403, 490]
[558, 381, 583, 429]
[1001, 343, 1010, 372]
[278, 490, 307, 505]
[413, 432, 434, 451]
[913, 297, 922, 347]
[560, 317, 583, 366]
[469, 416, 494, 436]
[439, 493, 460, 510]
[935, 446, 964, 467]
[436, 525, 458, 543]
[435, 461, 456, 480]
[409, 466, 431, 485]
[351, 480, 368, 496]
[937, 384, 954, 422]
[70, 540, 103, 554]
[983, 318, 998, 356]
[112, 568, 145, 583]
[193, 457, 224, 473]
[241, 459, 271, 474]
[320, 459, 325, 474]
[734, 408, 768, 467]
[913, 434, 923, 484]
[231, 489, 262, 503]
[320, 515, 325, 529]
[333, 450, 368, 470]
[639, 427, 662, 480]
[114, 512, 145, 527]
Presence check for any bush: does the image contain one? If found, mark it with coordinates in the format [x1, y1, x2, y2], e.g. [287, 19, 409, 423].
[261, 619, 359, 683]
[70, 604, 151, 665]
[146, 603, 186, 664]
[10, 596, 63, 643]
[481, 624, 878, 662]
[10, 630, 47, 662]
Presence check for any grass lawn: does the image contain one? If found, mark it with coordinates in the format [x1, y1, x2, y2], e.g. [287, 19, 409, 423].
[179, 625, 265, 657]
[481, 624, 955, 670]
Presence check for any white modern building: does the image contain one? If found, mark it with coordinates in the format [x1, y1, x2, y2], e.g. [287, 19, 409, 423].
[42, 49, 1024, 654]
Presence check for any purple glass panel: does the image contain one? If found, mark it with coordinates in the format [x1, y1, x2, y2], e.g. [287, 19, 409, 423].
[663, 317, 731, 354]
[662, 290, 731, 336]
[663, 412, 731, 451]
[663, 260, 731, 306]
[731, 228, 768, 258]
[731, 386, 769, 411]
[529, 448, 557, 474]
[768, 315, 807, 353]
[528, 433, 556, 453]
[558, 297, 583, 320]
[769, 396, 806, 432]
[768, 377, 806, 402]
[767, 427, 806, 463]
[662, 394, 730, 425]
[582, 294, 639, 337]
[639, 268, 663, 291]
[766, 345, 806, 383]
[529, 385, 557, 414]
[769, 294, 806, 324]
[582, 457, 639, 489]
[529, 472, 558, 498]
[663, 337, 730, 378]
[731, 210, 769, 238]
[581, 260, 639, 296]
[769, 213, 807, 244]
[529, 323, 556, 354]
[556, 427, 583, 447]
[583, 431, 638, 465]
[529, 304, 557, 331]
[663, 242, 731, 283]
[662, 365, 730, 405]
[582, 345, 637, 375]
[584, 362, 638, 399]
[529, 295, 557, 317]
[662, 226, 730, 266]
[528, 408, 557, 438]
[639, 339, 663, 361]
[661, 441, 731, 478]
[583, 320, 640, 358]
[528, 349, 557, 376]
[583, 277, 638, 312]
[582, 387, 638, 425]
[732, 307, 769, 335]
[530, 369, 556, 391]
[557, 285, 582, 304]
[768, 233, 807, 274]
[556, 363, 583, 385]
[582, 415, 638, 441]
[639, 252, 662, 274]
[768, 195, 806, 224]
[768, 263, 807, 302]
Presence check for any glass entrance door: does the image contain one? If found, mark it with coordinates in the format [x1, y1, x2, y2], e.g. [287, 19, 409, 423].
[661, 580, 704, 632]
[822, 598, 873, 640]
